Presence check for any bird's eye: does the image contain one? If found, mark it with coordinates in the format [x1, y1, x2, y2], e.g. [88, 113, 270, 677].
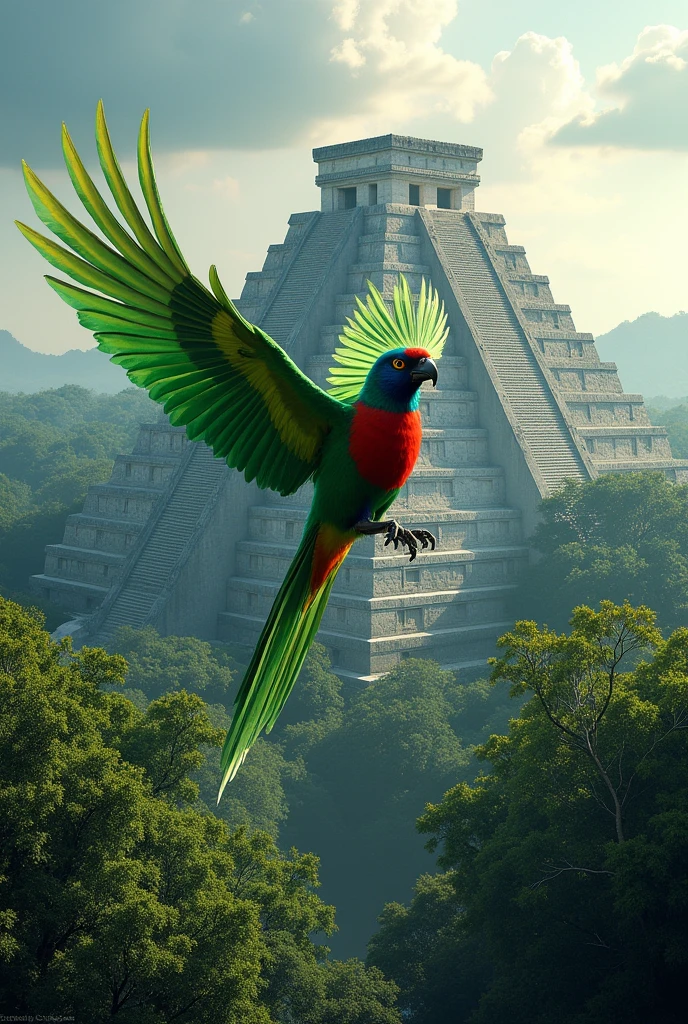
[392, 358, 406, 370]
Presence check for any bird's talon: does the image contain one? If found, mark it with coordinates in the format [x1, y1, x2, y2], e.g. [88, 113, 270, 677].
[382, 522, 435, 561]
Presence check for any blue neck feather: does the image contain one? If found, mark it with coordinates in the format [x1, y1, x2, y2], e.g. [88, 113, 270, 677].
[357, 348, 422, 412]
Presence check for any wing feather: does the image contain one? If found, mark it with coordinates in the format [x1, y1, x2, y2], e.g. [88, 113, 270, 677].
[17, 101, 349, 495]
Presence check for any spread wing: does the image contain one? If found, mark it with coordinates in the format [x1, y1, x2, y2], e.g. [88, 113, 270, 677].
[16, 101, 348, 496]
[327, 274, 449, 402]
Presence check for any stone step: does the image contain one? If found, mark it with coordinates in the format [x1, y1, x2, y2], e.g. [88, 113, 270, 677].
[425, 213, 589, 490]
[356, 233, 422, 264]
[43, 545, 124, 588]
[520, 299, 572, 314]
[30, 574, 109, 615]
[333, 291, 424, 324]
[258, 210, 357, 345]
[223, 581, 515, 642]
[218, 611, 507, 677]
[92, 444, 228, 639]
[581, 432, 673, 462]
[361, 208, 419, 236]
[239, 539, 529, 589]
[109, 454, 181, 489]
[246, 503, 523, 549]
[594, 461, 688, 483]
[82, 486, 161, 523]
[60, 515, 142, 556]
[565, 393, 651, 426]
[260, 465, 507, 512]
[346, 261, 431, 295]
[550, 364, 623, 394]
[233, 539, 527, 591]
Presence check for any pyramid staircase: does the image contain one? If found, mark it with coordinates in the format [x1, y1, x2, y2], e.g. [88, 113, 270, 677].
[422, 210, 590, 489]
[88, 442, 228, 643]
[30, 413, 188, 615]
[463, 211, 688, 483]
[219, 205, 528, 678]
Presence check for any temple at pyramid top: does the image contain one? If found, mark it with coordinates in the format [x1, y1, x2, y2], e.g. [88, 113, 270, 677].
[313, 134, 482, 212]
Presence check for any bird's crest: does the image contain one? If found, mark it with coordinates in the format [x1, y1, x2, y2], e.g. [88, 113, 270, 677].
[327, 275, 448, 402]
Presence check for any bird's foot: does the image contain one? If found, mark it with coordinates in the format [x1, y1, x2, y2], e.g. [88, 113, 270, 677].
[354, 518, 437, 562]
[384, 521, 436, 562]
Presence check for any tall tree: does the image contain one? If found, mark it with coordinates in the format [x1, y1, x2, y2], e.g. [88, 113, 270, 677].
[408, 602, 688, 1024]
[516, 472, 688, 630]
[0, 597, 401, 1022]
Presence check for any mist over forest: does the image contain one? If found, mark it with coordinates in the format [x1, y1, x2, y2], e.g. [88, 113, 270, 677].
[1, 376, 687, 1020]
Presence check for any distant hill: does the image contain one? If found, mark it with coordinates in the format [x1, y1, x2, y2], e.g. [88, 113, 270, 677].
[645, 395, 688, 412]
[3, 310, 687, 398]
[0, 330, 128, 394]
[595, 312, 688, 398]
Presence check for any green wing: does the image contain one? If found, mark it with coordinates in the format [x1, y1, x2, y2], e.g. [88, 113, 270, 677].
[327, 274, 449, 401]
[16, 101, 347, 496]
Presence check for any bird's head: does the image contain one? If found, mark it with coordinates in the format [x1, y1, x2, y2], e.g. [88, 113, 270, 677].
[358, 347, 438, 411]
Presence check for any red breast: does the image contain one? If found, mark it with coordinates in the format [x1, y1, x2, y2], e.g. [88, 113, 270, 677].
[349, 402, 422, 492]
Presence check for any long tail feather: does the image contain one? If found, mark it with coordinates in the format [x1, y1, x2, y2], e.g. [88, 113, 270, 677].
[218, 522, 352, 800]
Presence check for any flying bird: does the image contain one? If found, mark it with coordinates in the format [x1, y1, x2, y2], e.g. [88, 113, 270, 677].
[16, 103, 449, 798]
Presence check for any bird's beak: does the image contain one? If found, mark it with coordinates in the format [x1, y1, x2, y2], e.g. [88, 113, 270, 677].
[410, 356, 438, 388]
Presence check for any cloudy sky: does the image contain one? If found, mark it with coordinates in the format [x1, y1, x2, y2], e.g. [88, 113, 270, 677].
[1, 0, 686, 353]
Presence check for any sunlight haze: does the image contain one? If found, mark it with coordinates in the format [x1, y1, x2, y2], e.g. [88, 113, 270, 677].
[1, 0, 686, 353]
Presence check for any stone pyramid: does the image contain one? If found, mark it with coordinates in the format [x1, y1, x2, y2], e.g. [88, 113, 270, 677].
[32, 134, 688, 678]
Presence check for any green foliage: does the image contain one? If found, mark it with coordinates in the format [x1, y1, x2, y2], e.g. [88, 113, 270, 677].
[276, 641, 345, 736]
[281, 658, 512, 957]
[368, 874, 488, 1024]
[197, 703, 292, 839]
[648, 401, 688, 458]
[305, 959, 401, 1024]
[120, 689, 225, 804]
[107, 627, 293, 837]
[0, 500, 84, 593]
[111, 624, 237, 705]
[0, 595, 400, 1022]
[382, 603, 688, 1024]
[74, 624, 516, 962]
[0, 384, 153, 431]
[0, 385, 153, 602]
[516, 472, 688, 630]
[0, 474, 32, 533]
[303, 660, 470, 817]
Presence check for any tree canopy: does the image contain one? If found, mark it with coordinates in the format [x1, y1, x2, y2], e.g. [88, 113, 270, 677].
[279, 658, 511, 956]
[515, 472, 688, 631]
[647, 401, 688, 459]
[371, 602, 688, 1024]
[0, 596, 401, 1022]
[0, 386, 154, 622]
[103, 628, 514, 960]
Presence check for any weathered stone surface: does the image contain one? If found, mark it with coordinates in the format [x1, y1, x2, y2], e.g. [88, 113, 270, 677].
[34, 134, 688, 677]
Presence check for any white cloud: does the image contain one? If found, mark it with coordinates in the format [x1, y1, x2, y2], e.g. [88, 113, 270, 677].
[331, 37, 366, 69]
[318, 0, 492, 141]
[212, 175, 241, 201]
[4, 6, 687, 351]
[553, 24, 688, 150]
[473, 32, 593, 181]
[156, 150, 212, 177]
[181, 172, 241, 201]
[331, 0, 359, 31]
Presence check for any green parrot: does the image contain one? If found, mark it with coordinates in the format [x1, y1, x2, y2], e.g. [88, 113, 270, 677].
[16, 103, 449, 798]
